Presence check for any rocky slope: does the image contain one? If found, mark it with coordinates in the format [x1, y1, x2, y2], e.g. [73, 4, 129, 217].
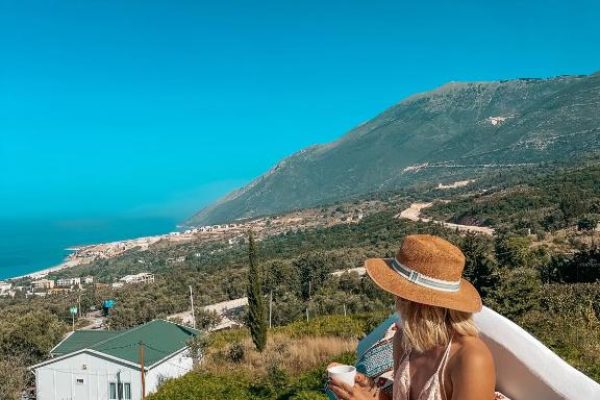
[188, 72, 600, 225]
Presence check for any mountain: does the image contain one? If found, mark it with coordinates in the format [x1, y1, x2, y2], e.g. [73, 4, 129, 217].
[187, 72, 600, 225]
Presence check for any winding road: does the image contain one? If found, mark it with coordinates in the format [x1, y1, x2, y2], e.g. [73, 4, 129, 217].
[398, 202, 495, 236]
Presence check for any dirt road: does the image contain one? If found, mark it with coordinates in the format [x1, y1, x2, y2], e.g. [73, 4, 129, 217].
[398, 202, 495, 236]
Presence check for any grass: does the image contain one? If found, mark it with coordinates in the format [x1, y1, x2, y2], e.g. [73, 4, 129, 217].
[204, 333, 357, 376]
[148, 315, 365, 400]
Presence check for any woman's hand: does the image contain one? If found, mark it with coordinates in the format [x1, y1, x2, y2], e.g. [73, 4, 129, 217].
[327, 363, 379, 400]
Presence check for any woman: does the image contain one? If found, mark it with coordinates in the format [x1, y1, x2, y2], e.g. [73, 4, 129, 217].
[329, 234, 500, 400]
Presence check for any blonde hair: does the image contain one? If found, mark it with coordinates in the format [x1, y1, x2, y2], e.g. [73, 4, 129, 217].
[396, 297, 478, 352]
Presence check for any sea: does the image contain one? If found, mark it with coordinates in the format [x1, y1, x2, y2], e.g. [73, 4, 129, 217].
[0, 216, 177, 280]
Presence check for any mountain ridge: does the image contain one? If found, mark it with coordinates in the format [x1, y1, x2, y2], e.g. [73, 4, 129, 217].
[187, 72, 600, 225]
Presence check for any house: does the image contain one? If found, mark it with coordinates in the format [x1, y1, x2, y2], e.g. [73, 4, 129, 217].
[56, 277, 81, 288]
[83, 276, 95, 284]
[31, 279, 55, 291]
[120, 272, 155, 285]
[0, 281, 12, 296]
[30, 320, 198, 400]
[48, 287, 73, 295]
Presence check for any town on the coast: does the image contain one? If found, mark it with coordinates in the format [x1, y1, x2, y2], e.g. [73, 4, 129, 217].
[0, 201, 374, 299]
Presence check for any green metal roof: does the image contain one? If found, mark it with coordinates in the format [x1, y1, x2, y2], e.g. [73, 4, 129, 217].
[51, 320, 199, 367]
[52, 330, 121, 357]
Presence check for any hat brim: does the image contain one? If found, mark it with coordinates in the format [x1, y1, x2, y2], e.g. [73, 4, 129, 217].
[365, 258, 482, 313]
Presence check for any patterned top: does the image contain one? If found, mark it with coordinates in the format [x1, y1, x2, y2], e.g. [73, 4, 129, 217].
[393, 338, 453, 400]
[392, 337, 511, 400]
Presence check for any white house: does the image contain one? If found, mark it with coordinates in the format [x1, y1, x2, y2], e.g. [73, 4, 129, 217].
[56, 277, 81, 288]
[0, 281, 12, 295]
[120, 272, 155, 285]
[30, 320, 198, 400]
[31, 279, 55, 290]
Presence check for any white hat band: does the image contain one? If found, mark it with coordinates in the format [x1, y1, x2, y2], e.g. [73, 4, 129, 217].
[390, 258, 461, 292]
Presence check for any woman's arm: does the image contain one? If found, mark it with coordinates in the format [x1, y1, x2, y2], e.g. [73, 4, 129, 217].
[328, 327, 401, 400]
[450, 342, 496, 400]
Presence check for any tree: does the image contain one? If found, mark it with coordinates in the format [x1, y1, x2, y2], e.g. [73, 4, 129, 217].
[495, 235, 534, 268]
[246, 230, 267, 351]
[186, 334, 209, 366]
[460, 233, 496, 296]
[577, 215, 599, 231]
[0, 357, 26, 400]
[543, 248, 600, 283]
[559, 190, 587, 224]
[0, 311, 66, 363]
[294, 252, 330, 300]
[194, 308, 222, 330]
[485, 268, 542, 321]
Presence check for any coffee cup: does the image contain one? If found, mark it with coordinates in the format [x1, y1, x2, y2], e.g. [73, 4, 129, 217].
[327, 364, 357, 387]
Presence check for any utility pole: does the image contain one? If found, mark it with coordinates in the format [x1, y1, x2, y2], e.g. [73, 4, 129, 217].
[269, 290, 273, 329]
[189, 286, 196, 329]
[306, 281, 311, 322]
[78, 294, 82, 318]
[139, 341, 146, 400]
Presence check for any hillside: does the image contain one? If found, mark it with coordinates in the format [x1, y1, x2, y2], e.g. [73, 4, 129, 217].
[3, 161, 600, 399]
[188, 72, 600, 225]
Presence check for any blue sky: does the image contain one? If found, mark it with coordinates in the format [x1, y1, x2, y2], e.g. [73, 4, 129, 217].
[1, 0, 599, 221]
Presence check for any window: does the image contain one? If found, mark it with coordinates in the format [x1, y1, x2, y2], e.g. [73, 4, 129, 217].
[109, 381, 131, 400]
[109, 383, 117, 400]
[124, 383, 131, 400]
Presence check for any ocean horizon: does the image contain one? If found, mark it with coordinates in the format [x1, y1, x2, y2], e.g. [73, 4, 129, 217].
[0, 216, 177, 280]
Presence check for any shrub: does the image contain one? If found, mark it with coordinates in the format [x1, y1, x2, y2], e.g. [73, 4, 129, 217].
[226, 342, 246, 363]
[485, 268, 542, 321]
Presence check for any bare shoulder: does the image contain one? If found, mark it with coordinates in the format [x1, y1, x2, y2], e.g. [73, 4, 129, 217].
[448, 336, 496, 399]
[451, 335, 495, 373]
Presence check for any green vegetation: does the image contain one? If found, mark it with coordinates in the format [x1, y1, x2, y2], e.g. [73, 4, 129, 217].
[247, 230, 267, 351]
[189, 73, 600, 225]
[423, 163, 600, 235]
[149, 315, 362, 400]
[1, 161, 600, 398]
[0, 309, 67, 399]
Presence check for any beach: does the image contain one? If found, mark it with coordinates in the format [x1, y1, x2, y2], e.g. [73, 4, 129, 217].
[0, 217, 177, 281]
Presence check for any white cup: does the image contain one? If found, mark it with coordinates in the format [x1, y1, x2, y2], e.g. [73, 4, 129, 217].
[327, 364, 357, 387]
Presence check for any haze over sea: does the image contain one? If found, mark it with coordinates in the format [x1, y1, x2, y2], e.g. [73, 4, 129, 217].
[0, 217, 176, 280]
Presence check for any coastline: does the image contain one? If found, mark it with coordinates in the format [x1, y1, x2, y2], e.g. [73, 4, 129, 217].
[5, 235, 165, 281]
[9, 258, 80, 281]
[4, 228, 203, 282]
[3, 205, 377, 282]
[0, 216, 180, 282]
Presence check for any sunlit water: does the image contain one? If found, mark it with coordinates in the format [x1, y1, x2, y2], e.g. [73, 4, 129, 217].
[0, 217, 177, 280]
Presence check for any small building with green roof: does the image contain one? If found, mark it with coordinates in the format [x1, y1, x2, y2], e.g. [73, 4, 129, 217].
[30, 320, 199, 400]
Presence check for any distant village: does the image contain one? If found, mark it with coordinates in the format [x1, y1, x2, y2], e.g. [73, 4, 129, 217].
[0, 200, 377, 299]
[0, 272, 155, 298]
[0, 196, 461, 400]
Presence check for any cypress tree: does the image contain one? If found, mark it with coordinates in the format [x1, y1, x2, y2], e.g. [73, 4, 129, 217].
[247, 230, 267, 351]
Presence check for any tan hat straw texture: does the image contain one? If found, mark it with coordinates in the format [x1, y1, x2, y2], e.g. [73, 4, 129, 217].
[365, 234, 482, 313]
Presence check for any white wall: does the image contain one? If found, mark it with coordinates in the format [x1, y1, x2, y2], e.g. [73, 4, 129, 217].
[146, 350, 194, 393]
[35, 350, 194, 400]
[36, 352, 142, 400]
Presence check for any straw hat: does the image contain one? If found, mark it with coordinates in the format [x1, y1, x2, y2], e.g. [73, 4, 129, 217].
[365, 234, 482, 313]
